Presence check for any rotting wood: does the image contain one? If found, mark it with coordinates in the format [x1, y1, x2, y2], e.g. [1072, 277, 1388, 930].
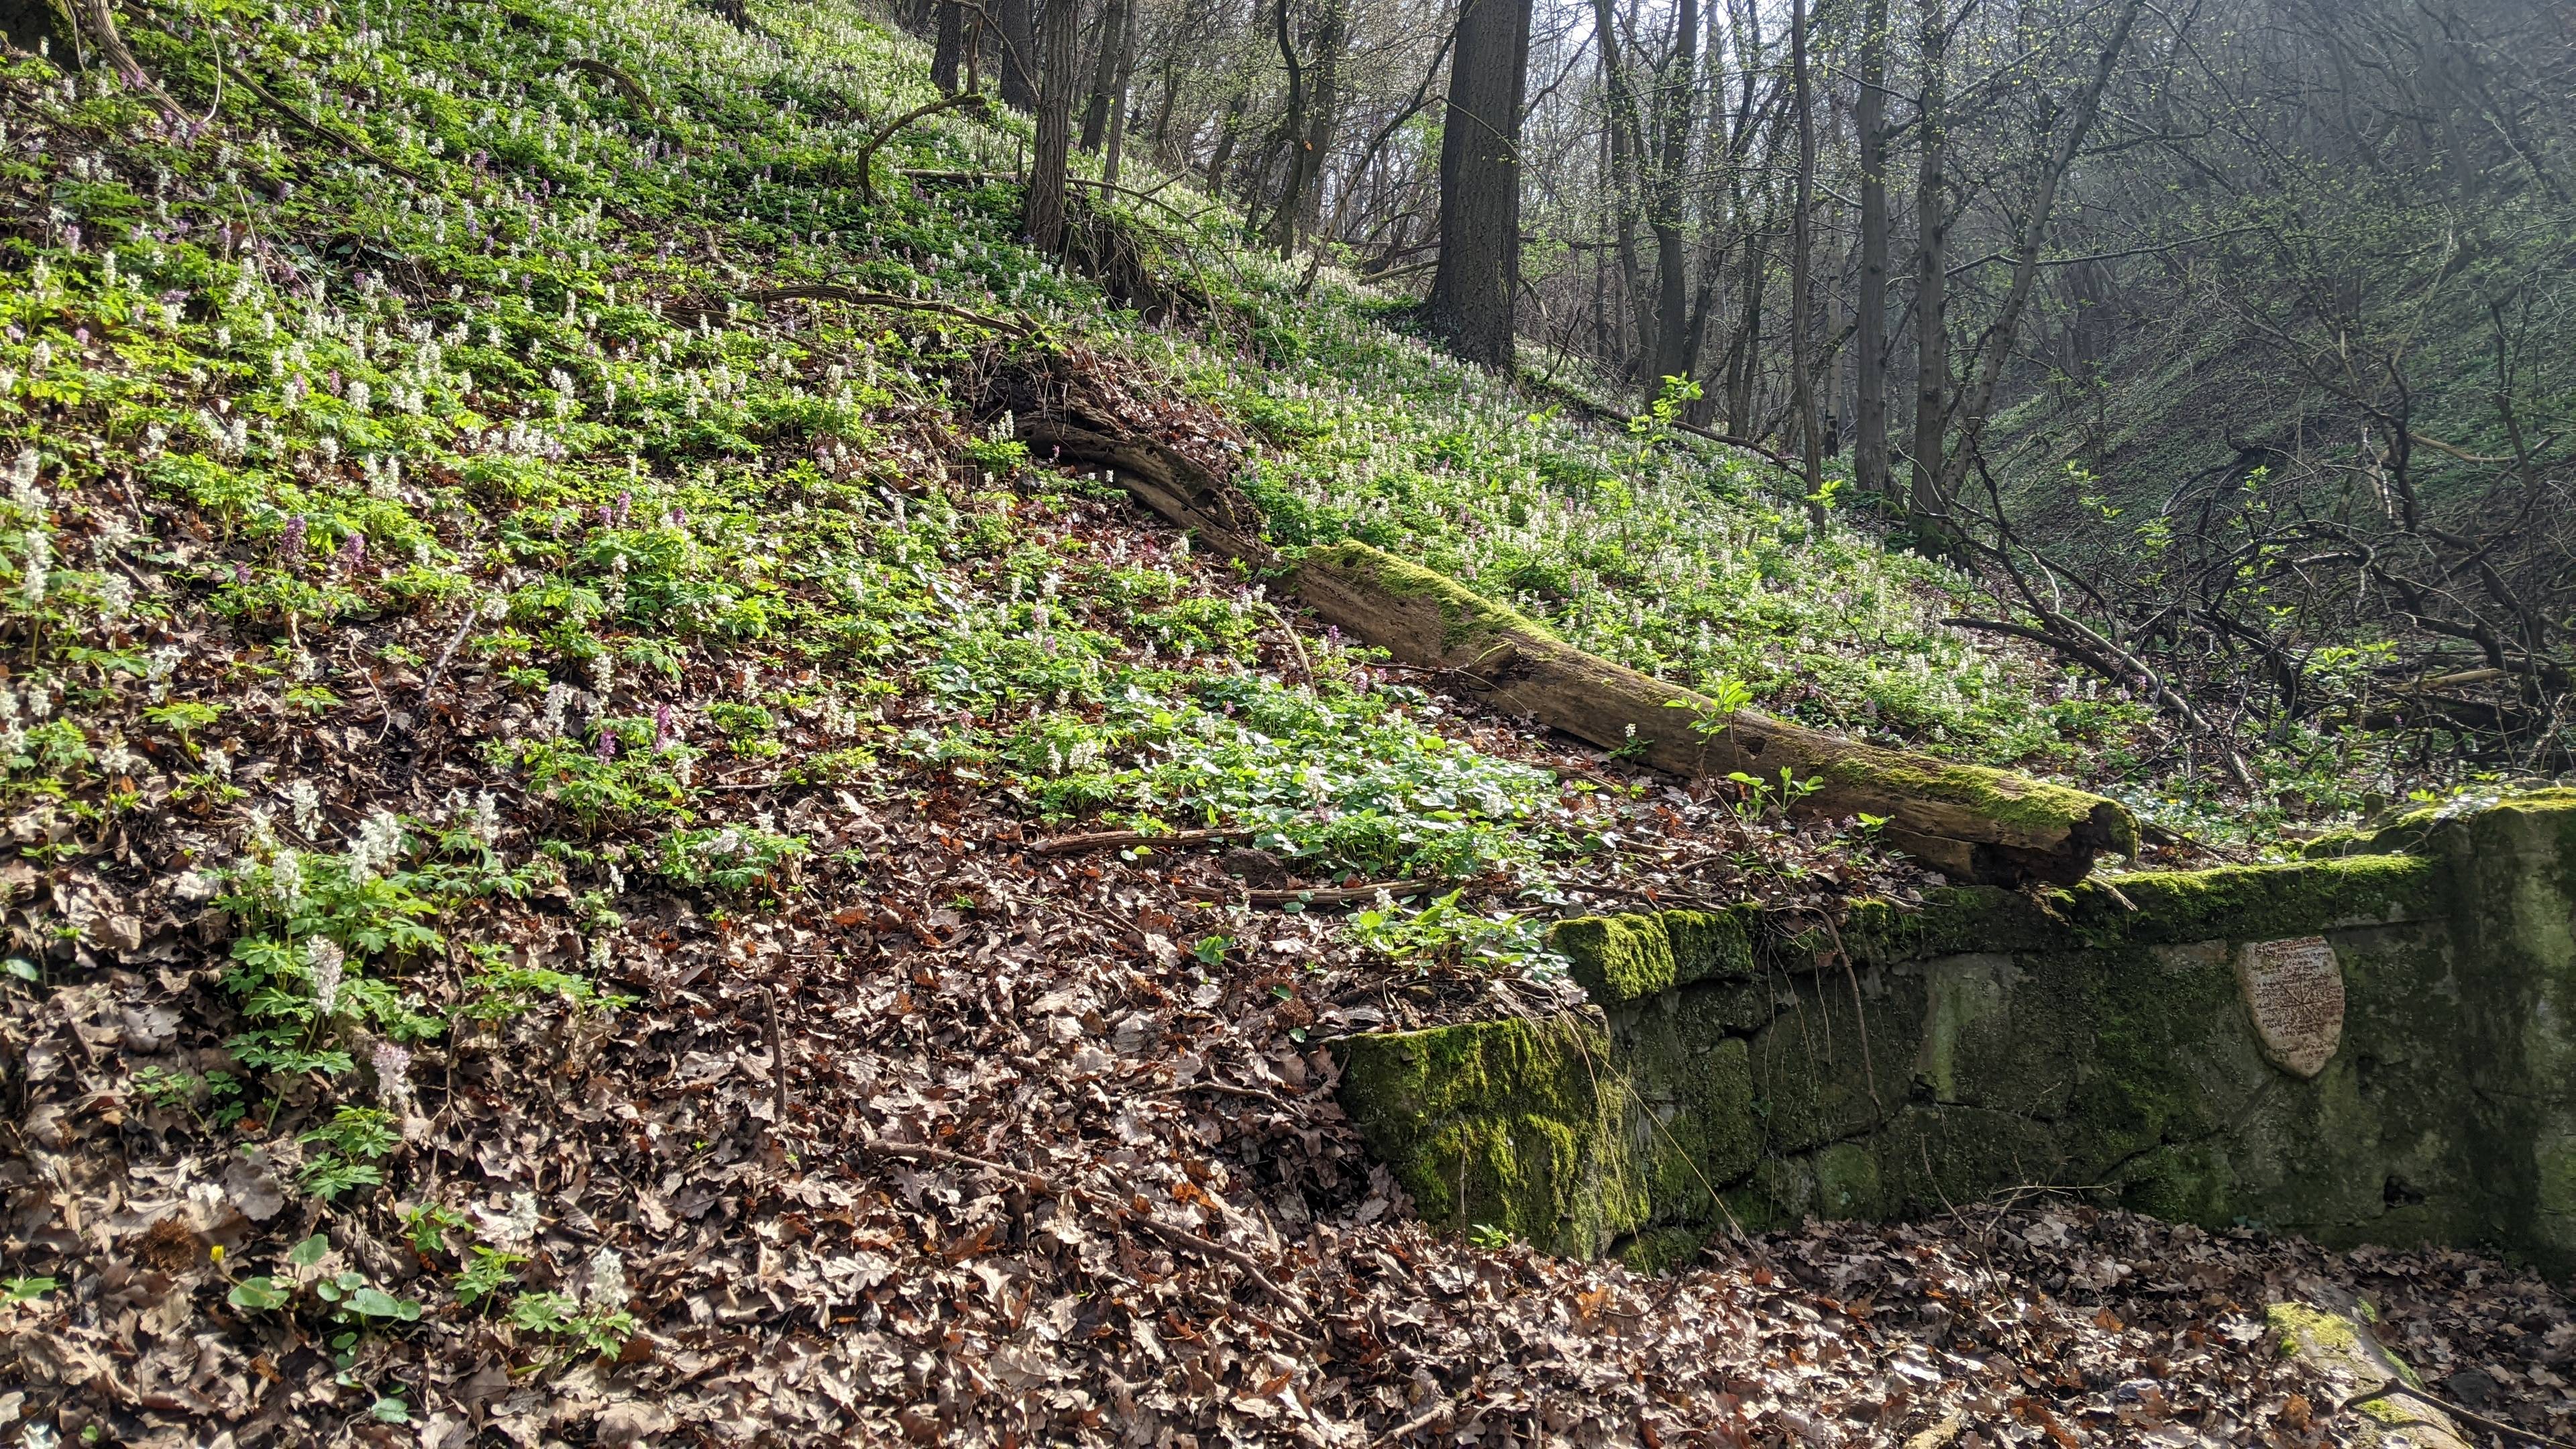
[991, 367, 2135, 885]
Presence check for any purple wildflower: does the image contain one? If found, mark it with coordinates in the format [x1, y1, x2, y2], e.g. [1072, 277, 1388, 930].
[337, 531, 366, 575]
[281, 515, 309, 564]
[653, 702, 676, 751]
[595, 731, 619, 762]
[614, 491, 632, 527]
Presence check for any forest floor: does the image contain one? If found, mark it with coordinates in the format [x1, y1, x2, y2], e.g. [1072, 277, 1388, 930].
[1, 0, 2572, 1444]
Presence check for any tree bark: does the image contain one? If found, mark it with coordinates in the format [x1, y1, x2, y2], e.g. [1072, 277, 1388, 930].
[1854, 0, 1891, 501]
[932, 1, 964, 95]
[1646, 0, 1700, 384]
[996, 0, 1042, 111]
[1906, 0, 1956, 553]
[1790, 0, 1822, 521]
[995, 382, 2133, 884]
[1102, 2, 1137, 184]
[1025, 0, 1081, 251]
[1425, 0, 1535, 369]
[1931, 0, 2148, 506]
[1080, 0, 1129, 151]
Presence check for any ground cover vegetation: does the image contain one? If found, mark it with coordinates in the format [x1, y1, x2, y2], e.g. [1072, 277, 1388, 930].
[0, 0, 2571, 1442]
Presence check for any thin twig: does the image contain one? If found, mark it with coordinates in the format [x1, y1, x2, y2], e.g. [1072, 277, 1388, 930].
[855, 93, 989, 203]
[1033, 825, 1252, 855]
[2339, 1383, 2573, 1448]
[1175, 877, 1444, 908]
[405, 606, 481, 735]
[219, 59, 431, 185]
[758, 985, 789, 1139]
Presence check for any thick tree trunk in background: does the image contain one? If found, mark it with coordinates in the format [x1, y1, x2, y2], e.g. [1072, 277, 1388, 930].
[1645, 0, 1700, 385]
[1102, 3, 1137, 184]
[1025, 0, 1080, 250]
[997, 0, 1041, 111]
[1589, 0, 1647, 380]
[1790, 0, 1822, 521]
[931, 2, 964, 95]
[1907, 0, 1957, 555]
[1080, 0, 1129, 151]
[1426, 0, 1534, 370]
[1854, 0, 1891, 502]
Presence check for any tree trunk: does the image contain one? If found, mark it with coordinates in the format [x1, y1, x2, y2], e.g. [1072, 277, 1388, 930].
[1646, 0, 1700, 384]
[932, 1, 964, 96]
[989, 378, 2136, 885]
[1080, 0, 1128, 151]
[1854, 0, 1891, 501]
[1906, 0, 1956, 553]
[1931, 0, 2148, 506]
[1103, 3, 1137, 184]
[1425, 0, 1535, 369]
[996, 0, 1041, 111]
[1790, 0, 1822, 521]
[1025, 0, 1081, 250]
[1205, 87, 1248, 195]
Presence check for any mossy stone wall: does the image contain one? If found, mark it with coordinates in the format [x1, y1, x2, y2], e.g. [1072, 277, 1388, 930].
[1331, 796, 2576, 1272]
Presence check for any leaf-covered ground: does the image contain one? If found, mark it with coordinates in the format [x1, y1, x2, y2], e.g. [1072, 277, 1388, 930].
[0, 0, 2570, 1444]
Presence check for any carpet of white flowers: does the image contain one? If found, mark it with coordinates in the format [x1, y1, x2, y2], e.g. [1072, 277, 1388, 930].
[1, 0, 2571, 1444]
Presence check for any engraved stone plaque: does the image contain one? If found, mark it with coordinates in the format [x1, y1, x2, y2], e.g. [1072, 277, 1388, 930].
[2234, 936, 2345, 1079]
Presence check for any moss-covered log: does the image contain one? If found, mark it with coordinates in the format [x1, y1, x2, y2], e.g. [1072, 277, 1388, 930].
[994, 372, 2134, 885]
[1290, 541, 2134, 883]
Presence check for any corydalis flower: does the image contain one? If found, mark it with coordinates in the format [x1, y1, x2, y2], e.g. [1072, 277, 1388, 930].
[594, 729, 618, 763]
[652, 702, 677, 752]
[347, 809, 403, 880]
[271, 849, 303, 908]
[586, 1245, 629, 1308]
[372, 1038, 413, 1099]
[286, 780, 323, 836]
[280, 515, 308, 564]
[336, 530, 366, 575]
[305, 936, 345, 1015]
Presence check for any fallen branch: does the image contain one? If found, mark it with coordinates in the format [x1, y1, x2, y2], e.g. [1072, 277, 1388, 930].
[74, 0, 182, 121]
[855, 93, 989, 203]
[1033, 825, 1252, 855]
[735, 285, 1031, 337]
[559, 58, 659, 117]
[1179, 878, 1444, 908]
[1000, 376, 2134, 885]
[221, 59, 430, 185]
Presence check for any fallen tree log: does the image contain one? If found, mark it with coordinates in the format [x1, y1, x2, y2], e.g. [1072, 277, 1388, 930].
[997, 374, 2135, 885]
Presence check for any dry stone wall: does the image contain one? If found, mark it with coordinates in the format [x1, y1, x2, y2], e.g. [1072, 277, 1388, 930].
[1332, 792, 2576, 1271]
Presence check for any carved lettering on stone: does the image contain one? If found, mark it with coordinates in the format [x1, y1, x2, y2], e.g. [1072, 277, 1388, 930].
[2234, 936, 2345, 1079]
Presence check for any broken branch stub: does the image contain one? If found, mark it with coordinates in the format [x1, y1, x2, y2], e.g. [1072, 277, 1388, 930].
[984, 361, 2134, 885]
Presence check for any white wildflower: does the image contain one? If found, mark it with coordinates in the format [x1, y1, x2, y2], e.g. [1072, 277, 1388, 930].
[347, 809, 404, 880]
[305, 936, 345, 1015]
[286, 780, 323, 836]
[475, 1191, 541, 1250]
[470, 790, 500, 846]
[372, 1038, 413, 1102]
[585, 1245, 629, 1308]
[539, 682, 573, 738]
[21, 527, 47, 604]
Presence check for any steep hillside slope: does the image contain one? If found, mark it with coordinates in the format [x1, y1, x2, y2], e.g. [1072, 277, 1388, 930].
[2, 0, 2572, 1444]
